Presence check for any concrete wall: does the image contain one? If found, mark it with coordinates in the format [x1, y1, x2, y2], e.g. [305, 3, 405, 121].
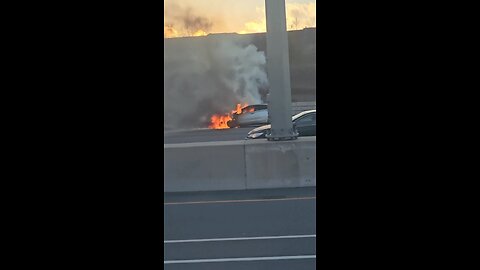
[292, 101, 316, 115]
[164, 137, 316, 192]
[245, 137, 316, 189]
[164, 141, 246, 192]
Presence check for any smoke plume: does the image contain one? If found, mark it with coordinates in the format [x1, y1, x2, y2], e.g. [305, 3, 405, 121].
[164, 37, 268, 130]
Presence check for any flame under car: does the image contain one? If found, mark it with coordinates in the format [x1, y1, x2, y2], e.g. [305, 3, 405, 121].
[227, 104, 269, 128]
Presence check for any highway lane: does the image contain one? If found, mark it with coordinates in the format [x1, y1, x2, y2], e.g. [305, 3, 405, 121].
[164, 187, 316, 270]
[164, 127, 254, 144]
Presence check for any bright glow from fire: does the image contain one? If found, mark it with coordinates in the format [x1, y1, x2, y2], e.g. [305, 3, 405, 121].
[209, 103, 249, 129]
[231, 103, 248, 115]
[208, 114, 232, 129]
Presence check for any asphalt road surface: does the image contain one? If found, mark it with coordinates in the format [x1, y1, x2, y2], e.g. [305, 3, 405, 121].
[164, 127, 255, 144]
[164, 187, 316, 270]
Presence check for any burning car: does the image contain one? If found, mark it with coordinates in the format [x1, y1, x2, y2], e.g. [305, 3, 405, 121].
[246, 109, 316, 139]
[227, 104, 269, 128]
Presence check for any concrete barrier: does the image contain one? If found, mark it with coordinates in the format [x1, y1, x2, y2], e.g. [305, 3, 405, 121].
[164, 137, 316, 192]
[164, 141, 246, 192]
[245, 137, 316, 189]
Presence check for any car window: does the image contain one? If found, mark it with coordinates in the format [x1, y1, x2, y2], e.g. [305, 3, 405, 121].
[295, 113, 316, 126]
[242, 106, 255, 113]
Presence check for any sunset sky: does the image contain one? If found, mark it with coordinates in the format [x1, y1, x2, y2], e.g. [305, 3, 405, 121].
[164, 0, 316, 38]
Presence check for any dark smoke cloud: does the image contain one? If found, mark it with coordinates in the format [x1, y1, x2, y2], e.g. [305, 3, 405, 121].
[164, 37, 268, 130]
[165, 3, 213, 37]
[180, 7, 213, 36]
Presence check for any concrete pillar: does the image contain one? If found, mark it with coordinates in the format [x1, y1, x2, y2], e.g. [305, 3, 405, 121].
[265, 0, 298, 141]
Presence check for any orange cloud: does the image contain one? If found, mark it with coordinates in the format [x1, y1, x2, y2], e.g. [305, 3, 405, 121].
[286, 2, 316, 30]
[164, 2, 316, 38]
[239, 20, 266, 34]
[164, 3, 213, 38]
[238, 3, 316, 34]
[164, 25, 180, 38]
[238, 7, 266, 34]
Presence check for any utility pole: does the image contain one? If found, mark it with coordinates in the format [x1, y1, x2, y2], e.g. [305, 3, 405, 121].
[265, 0, 298, 141]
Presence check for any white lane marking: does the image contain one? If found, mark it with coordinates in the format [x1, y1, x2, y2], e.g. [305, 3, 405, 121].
[164, 234, 316, 244]
[164, 196, 316, 205]
[164, 255, 316, 264]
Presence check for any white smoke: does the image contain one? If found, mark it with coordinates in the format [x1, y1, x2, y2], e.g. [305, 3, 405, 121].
[164, 37, 268, 130]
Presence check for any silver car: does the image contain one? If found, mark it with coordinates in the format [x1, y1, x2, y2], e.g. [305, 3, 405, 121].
[227, 104, 269, 128]
[246, 109, 316, 139]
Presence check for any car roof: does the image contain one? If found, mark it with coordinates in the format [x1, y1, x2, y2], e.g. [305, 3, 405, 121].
[292, 109, 316, 120]
[244, 104, 267, 108]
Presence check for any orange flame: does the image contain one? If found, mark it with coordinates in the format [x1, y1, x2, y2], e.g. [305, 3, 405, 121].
[208, 114, 232, 129]
[209, 103, 249, 129]
[231, 103, 248, 115]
